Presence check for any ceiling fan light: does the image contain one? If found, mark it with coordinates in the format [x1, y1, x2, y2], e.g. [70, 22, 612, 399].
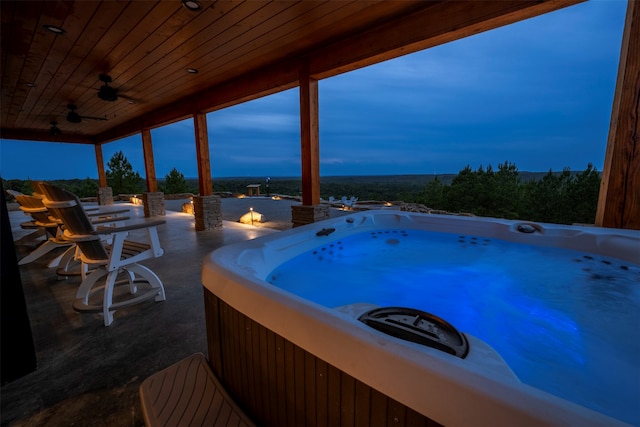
[67, 113, 81, 123]
[98, 85, 118, 102]
[182, 0, 201, 11]
[43, 25, 65, 35]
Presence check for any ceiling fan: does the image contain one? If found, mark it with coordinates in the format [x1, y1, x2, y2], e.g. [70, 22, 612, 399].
[49, 121, 61, 136]
[66, 104, 107, 123]
[97, 74, 137, 103]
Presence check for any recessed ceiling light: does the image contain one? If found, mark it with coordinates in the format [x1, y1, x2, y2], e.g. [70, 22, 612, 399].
[43, 25, 65, 35]
[186, 68, 199, 74]
[181, 0, 201, 11]
[23, 82, 36, 87]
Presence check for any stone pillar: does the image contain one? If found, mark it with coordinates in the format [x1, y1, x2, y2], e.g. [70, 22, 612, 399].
[142, 192, 166, 217]
[97, 187, 113, 206]
[291, 204, 330, 228]
[193, 195, 222, 231]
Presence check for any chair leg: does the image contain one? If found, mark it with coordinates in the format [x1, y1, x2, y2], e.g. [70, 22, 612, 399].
[52, 245, 81, 276]
[124, 269, 137, 294]
[14, 228, 46, 246]
[47, 252, 64, 268]
[75, 268, 108, 303]
[74, 264, 165, 326]
[18, 239, 71, 265]
[102, 270, 119, 326]
[127, 264, 166, 302]
[81, 261, 91, 280]
[102, 265, 164, 326]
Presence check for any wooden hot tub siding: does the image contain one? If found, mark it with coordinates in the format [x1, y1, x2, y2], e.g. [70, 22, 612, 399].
[204, 290, 443, 427]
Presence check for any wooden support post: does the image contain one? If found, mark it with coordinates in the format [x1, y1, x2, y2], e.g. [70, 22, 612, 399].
[299, 59, 320, 206]
[193, 112, 220, 230]
[194, 112, 213, 196]
[142, 128, 158, 193]
[95, 144, 107, 188]
[95, 143, 113, 205]
[596, 0, 640, 230]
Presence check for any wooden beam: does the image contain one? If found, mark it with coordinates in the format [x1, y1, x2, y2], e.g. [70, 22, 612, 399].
[596, 0, 640, 230]
[194, 112, 212, 196]
[141, 128, 157, 192]
[94, 144, 106, 187]
[299, 59, 320, 206]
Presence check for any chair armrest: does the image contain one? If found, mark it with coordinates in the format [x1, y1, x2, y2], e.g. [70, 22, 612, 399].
[92, 218, 165, 234]
[86, 207, 130, 217]
[20, 206, 48, 213]
[62, 229, 102, 242]
[90, 216, 131, 225]
[34, 220, 61, 228]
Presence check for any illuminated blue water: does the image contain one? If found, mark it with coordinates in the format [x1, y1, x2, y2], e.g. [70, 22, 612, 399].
[266, 229, 640, 425]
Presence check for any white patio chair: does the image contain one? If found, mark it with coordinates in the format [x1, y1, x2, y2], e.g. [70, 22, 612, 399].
[39, 182, 166, 326]
[7, 189, 73, 266]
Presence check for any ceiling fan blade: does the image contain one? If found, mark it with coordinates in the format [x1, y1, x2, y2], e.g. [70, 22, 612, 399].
[117, 93, 139, 104]
[80, 115, 108, 121]
[96, 74, 140, 103]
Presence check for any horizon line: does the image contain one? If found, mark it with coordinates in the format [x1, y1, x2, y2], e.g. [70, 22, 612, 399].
[2, 169, 596, 182]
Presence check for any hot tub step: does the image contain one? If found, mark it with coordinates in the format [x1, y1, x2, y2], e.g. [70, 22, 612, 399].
[359, 306, 469, 358]
[139, 353, 255, 427]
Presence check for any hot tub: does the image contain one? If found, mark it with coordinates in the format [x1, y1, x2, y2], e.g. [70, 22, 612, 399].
[202, 211, 639, 427]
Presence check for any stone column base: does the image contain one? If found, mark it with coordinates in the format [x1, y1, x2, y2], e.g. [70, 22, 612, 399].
[193, 195, 222, 231]
[97, 187, 113, 206]
[291, 204, 330, 228]
[143, 192, 166, 217]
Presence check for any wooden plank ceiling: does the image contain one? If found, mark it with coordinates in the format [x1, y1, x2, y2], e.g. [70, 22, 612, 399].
[1, 0, 582, 145]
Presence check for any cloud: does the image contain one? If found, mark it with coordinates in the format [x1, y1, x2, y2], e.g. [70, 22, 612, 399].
[320, 157, 346, 165]
[219, 151, 299, 164]
[208, 89, 299, 133]
[209, 112, 298, 132]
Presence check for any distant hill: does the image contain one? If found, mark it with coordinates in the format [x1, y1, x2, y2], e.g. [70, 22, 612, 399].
[191, 171, 587, 186]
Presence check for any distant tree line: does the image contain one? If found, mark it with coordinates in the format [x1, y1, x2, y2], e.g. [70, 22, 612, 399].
[3, 152, 601, 225]
[411, 162, 601, 225]
[213, 163, 601, 225]
[1, 151, 197, 198]
[2, 177, 99, 199]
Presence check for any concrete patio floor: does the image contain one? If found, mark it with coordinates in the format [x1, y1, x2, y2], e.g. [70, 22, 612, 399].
[1, 200, 287, 427]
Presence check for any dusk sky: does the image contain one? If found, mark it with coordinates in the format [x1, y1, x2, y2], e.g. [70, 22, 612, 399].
[0, 0, 627, 180]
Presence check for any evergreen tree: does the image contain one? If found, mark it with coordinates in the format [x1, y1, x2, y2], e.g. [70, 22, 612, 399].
[564, 163, 601, 224]
[106, 151, 143, 195]
[420, 176, 446, 209]
[164, 167, 190, 194]
[492, 161, 521, 218]
[523, 168, 572, 223]
[446, 165, 477, 213]
[475, 164, 493, 216]
[77, 177, 99, 198]
[2, 178, 33, 195]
